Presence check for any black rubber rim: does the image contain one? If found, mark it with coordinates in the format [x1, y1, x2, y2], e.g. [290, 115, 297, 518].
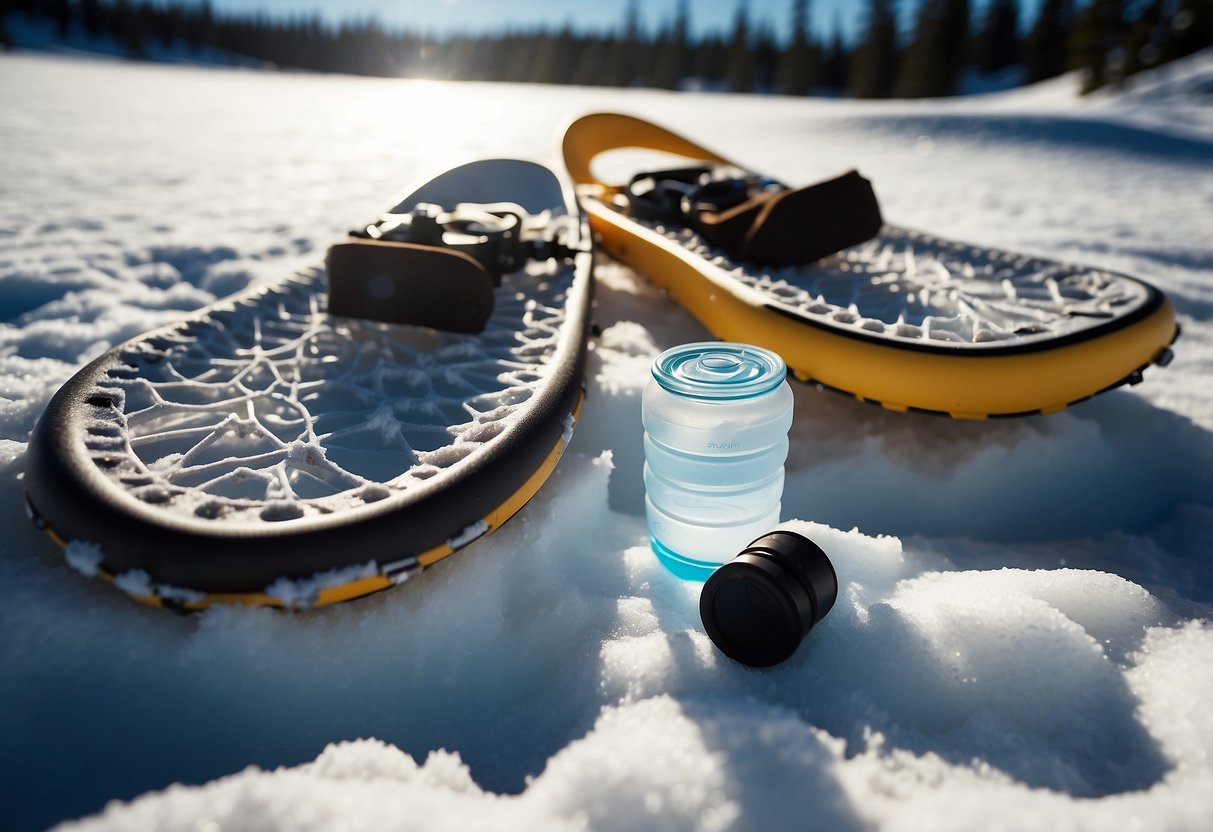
[23, 167, 594, 594]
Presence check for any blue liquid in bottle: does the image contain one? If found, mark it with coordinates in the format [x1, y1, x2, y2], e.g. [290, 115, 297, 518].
[643, 342, 793, 581]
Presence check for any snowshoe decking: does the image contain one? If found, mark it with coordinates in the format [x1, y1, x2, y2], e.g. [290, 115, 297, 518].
[562, 112, 1178, 419]
[24, 159, 593, 610]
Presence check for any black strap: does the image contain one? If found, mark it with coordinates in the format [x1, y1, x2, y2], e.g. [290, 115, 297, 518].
[326, 240, 496, 334]
[626, 166, 779, 223]
[327, 202, 581, 333]
[624, 165, 882, 267]
[353, 202, 521, 284]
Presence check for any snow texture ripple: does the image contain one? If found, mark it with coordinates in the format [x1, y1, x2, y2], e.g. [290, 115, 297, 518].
[1, 49, 1212, 832]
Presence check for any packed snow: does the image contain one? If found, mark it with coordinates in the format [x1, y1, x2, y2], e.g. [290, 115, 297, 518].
[2, 49, 1212, 832]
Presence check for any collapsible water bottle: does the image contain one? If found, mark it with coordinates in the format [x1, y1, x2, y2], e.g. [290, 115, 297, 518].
[643, 342, 793, 580]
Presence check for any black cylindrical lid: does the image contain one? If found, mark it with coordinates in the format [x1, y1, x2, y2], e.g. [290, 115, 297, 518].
[699, 530, 838, 668]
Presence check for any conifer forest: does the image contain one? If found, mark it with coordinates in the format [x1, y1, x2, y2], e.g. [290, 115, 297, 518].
[1, 0, 1211, 98]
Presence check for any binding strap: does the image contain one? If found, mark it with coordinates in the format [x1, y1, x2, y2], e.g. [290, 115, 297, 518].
[327, 240, 495, 334]
[327, 202, 578, 334]
[626, 166, 883, 267]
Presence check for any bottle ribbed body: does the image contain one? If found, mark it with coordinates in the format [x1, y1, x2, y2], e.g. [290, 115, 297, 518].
[642, 342, 793, 580]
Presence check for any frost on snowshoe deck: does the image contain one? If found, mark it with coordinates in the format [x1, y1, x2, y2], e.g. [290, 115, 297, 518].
[619, 213, 1173, 416]
[562, 112, 1177, 419]
[85, 260, 572, 524]
[643, 221, 1155, 350]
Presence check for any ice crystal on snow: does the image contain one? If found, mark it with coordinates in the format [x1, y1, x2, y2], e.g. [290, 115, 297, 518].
[64, 540, 104, 577]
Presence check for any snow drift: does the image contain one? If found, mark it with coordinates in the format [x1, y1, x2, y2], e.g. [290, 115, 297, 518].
[1, 49, 1212, 831]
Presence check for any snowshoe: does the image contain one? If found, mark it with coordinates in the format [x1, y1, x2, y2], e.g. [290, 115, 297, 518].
[562, 112, 1178, 419]
[24, 159, 593, 610]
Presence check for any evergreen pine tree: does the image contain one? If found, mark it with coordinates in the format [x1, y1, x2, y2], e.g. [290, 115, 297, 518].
[604, 0, 642, 87]
[1023, 0, 1072, 82]
[572, 35, 608, 86]
[466, 33, 497, 80]
[1069, 0, 1126, 94]
[690, 33, 727, 87]
[186, 0, 214, 53]
[1068, 2, 1103, 93]
[725, 0, 755, 93]
[154, 3, 186, 51]
[942, 0, 971, 87]
[1162, 0, 1213, 62]
[79, 0, 99, 37]
[753, 24, 780, 90]
[529, 32, 557, 84]
[777, 0, 817, 95]
[113, 0, 147, 58]
[1122, 0, 1166, 78]
[821, 17, 849, 91]
[895, 0, 969, 98]
[52, 0, 70, 38]
[894, 0, 935, 96]
[555, 26, 579, 84]
[502, 32, 533, 82]
[359, 20, 392, 76]
[179, 0, 201, 50]
[525, 25, 576, 85]
[652, 0, 689, 89]
[975, 0, 1019, 73]
[849, 0, 898, 98]
[0, 0, 11, 50]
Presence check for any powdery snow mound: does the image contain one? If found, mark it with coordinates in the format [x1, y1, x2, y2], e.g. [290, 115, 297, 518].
[54, 506, 1213, 832]
[51, 494, 1213, 832]
[1, 53, 1212, 831]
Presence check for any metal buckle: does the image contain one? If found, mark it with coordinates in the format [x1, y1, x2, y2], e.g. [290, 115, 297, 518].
[352, 202, 578, 282]
[627, 165, 782, 223]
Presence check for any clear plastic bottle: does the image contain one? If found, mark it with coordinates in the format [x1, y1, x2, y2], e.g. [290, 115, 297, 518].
[643, 342, 793, 580]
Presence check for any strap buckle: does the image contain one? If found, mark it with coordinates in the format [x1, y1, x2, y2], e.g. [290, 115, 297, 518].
[626, 166, 782, 223]
[624, 165, 883, 267]
[353, 202, 580, 283]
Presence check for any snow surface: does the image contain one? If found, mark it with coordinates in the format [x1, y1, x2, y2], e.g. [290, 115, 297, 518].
[2, 49, 1212, 832]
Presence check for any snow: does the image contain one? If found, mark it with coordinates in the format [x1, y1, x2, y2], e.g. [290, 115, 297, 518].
[63, 540, 104, 578]
[2, 48, 1212, 832]
[264, 561, 380, 607]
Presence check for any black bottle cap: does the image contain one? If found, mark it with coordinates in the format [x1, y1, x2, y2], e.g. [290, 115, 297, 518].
[699, 530, 838, 668]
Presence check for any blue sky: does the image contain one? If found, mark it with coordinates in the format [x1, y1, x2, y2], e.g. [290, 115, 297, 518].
[209, 0, 1048, 44]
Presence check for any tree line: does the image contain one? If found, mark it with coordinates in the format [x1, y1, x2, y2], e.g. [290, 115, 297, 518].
[851, 0, 1212, 97]
[1, 0, 1210, 97]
